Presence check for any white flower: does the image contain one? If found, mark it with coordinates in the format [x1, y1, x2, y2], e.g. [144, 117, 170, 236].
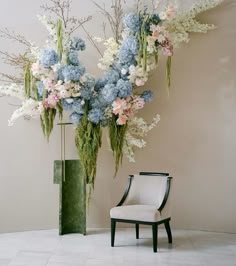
[167, 0, 223, 47]
[159, 12, 167, 20]
[97, 37, 119, 71]
[121, 68, 127, 75]
[128, 65, 148, 87]
[123, 114, 160, 162]
[93, 37, 103, 43]
[8, 99, 43, 126]
[37, 15, 56, 39]
[0, 83, 25, 100]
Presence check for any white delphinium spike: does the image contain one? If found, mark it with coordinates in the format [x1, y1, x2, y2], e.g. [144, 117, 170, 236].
[0, 83, 25, 100]
[123, 114, 160, 162]
[167, 0, 224, 47]
[96, 37, 119, 71]
[8, 99, 43, 126]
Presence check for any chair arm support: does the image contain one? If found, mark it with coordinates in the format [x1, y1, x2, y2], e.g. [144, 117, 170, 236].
[158, 176, 172, 212]
[116, 175, 133, 207]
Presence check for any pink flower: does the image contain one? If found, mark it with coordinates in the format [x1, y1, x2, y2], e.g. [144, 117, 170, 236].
[132, 96, 145, 110]
[43, 94, 59, 109]
[117, 114, 128, 125]
[166, 5, 174, 19]
[31, 62, 40, 75]
[43, 78, 55, 91]
[112, 98, 129, 115]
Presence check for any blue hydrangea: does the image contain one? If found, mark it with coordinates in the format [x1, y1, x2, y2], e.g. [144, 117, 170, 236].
[61, 65, 85, 81]
[88, 108, 103, 124]
[68, 51, 80, 65]
[90, 95, 107, 109]
[123, 13, 140, 32]
[56, 65, 65, 81]
[39, 48, 58, 67]
[61, 98, 74, 110]
[70, 36, 86, 51]
[69, 112, 82, 125]
[104, 69, 120, 84]
[116, 79, 132, 98]
[94, 78, 106, 91]
[118, 36, 138, 65]
[83, 74, 96, 88]
[36, 81, 44, 97]
[72, 98, 84, 113]
[123, 36, 139, 55]
[80, 86, 93, 100]
[141, 90, 153, 102]
[100, 84, 118, 104]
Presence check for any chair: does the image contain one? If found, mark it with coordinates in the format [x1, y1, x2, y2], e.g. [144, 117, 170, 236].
[110, 172, 173, 252]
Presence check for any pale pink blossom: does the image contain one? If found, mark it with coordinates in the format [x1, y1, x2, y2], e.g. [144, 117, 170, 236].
[135, 78, 145, 87]
[43, 94, 59, 108]
[31, 61, 41, 75]
[112, 98, 129, 115]
[43, 77, 55, 91]
[117, 114, 128, 125]
[166, 5, 174, 19]
[132, 96, 145, 110]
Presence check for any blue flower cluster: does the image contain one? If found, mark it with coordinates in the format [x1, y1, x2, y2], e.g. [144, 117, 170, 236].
[69, 112, 82, 125]
[123, 13, 141, 32]
[88, 108, 103, 124]
[61, 98, 84, 113]
[141, 90, 153, 102]
[68, 51, 80, 65]
[69, 36, 86, 51]
[39, 48, 58, 67]
[57, 65, 85, 81]
[116, 79, 132, 98]
[101, 84, 118, 104]
[118, 36, 138, 65]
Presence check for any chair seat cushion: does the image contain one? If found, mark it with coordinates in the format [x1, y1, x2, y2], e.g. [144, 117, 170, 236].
[110, 205, 161, 222]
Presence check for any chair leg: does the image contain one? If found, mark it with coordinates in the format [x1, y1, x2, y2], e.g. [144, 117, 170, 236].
[152, 223, 158, 253]
[135, 224, 139, 239]
[111, 219, 116, 247]
[164, 220, 172, 244]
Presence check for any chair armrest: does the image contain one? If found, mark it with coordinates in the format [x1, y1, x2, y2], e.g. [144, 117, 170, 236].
[116, 175, 133, 207]
[158, 176, 173, 212]
[139, 172, 169, 176]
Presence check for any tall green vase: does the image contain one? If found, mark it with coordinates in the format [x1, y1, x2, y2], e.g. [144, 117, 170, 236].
[54, 160, 86, 235]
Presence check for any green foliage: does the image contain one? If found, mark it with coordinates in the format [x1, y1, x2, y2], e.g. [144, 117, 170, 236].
[75, 102, 102, 187]
[40, 108, 57, 140]
[166, 56, 172, 95]
[56, 19, 63, 62]
[109, 114, 127, 176]
[23, 63, 31, 98]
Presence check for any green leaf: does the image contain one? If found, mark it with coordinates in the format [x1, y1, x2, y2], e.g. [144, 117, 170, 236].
[56, 19, 63, 62]
[166, 56, 172, 95]
[109, 115, 127, 176]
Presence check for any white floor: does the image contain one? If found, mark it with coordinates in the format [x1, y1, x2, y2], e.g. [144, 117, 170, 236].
[0, 228, 235, 266]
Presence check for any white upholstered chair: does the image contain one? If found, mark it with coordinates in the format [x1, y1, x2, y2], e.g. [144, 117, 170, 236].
[110, 172, 173, 252]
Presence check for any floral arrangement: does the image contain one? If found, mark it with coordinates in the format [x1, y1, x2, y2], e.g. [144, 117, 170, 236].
[0, 0, 223, 190]
[93, 0, 223, 172]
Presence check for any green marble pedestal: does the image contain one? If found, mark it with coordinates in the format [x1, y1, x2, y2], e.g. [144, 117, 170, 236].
[54, 160, 86, 235]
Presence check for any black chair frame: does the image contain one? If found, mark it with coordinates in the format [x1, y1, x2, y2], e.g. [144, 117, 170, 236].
[111, 172, 173, 252]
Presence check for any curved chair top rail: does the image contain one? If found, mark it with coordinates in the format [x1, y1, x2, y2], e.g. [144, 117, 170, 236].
[116, 173, 173, 212]
[139, 172, 169, 176]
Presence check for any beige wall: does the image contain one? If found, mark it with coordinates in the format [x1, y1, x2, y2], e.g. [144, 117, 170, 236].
[0, 0, 236, 233]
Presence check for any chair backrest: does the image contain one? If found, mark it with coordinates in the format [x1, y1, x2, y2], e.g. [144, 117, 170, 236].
[123, 173, 172, 210]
